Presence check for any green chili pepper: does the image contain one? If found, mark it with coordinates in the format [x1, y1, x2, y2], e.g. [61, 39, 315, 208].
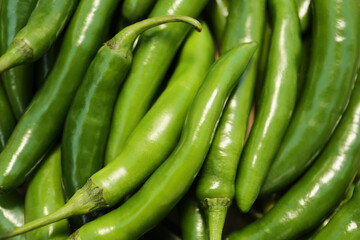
[25, 146, 69, 240]
[295, 0, 311, 33]
[0, 0, 37, 119]
[0, 0, 121, 192]
[68, 41, 257, 240]
[105, 0, 209, 164]
[61, 15, 203, 226]
[0, 191, 24, 240]
[196, 0, 266, 238]
[235, 0, 301, 212]
[261, 0, 360, 195]
[122, 0, 157, 23]
[0, 0, 79, 72]
[227, 68, 360, 240]
[0, 16, 204, 239]
[0, 83, 15, 151]
[35, 41, 60, 88]
[204, 0, 229, 45]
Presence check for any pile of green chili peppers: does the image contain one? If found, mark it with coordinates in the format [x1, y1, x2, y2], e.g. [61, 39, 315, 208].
[0, 0, 360, 239]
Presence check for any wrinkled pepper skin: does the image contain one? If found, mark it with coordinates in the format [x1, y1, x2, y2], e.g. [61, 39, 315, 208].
[25, 146, 69, 240]
[227, 68, 360, 240]
[0, 83, 15, 151]
[0, 0, 37, 119]
[0, 191, 24, 240]
[69, 42, 257, 240]
[0, 0, 121, 192]
[262, 0, 360, 195]
[105, 0, 209, 163]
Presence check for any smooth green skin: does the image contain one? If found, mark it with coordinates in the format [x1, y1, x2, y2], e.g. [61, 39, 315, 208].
[105, 0, 209, 163]
[0, 83, 15, 151]
[236, 0, 301, 212]
[61, 15, 202, 226]
[204, 0, 229, 45]
[196, 0, 266, 238]
[227, 68, 360, 240]
[296, 0, 311, 33]
[69, 42, 258, 240]
[312, 182, 360, 240]
[0, 0, 37, 119]
[0, 0, 79, 72]
[122, 0, 157, 23]
[35, 41, 59, 88]
[25, 146, 69, 240]
[0, 0, 120, 192]
[0, 191, 25, 240]
[180, 188, 208, 240]
[261, 0, 360, 195]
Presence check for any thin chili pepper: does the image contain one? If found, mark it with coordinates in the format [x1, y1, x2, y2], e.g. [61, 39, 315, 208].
[261, 0, 360, 195]
[0, 83, 15, 151]
[0, 16, 204, 239]
[105, 0, 209, 164]
[227, 68, 360, 240]
[0, 0, 38, 119]
[0, 0, 79, 72]
[68, 41, 257, 240]
[122, 0, 157, 23]
[0, 191, 24, 240]
[0, 0, 121, 192]
[25, 146, 69, 240]
[61, 15, 203, 226]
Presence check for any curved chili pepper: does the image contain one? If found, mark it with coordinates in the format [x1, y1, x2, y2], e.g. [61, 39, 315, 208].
[0, 83, 15, 151]
[261, 0, 360, 195]
[25, 146, 69, 240]
[68, 41, 257, 240]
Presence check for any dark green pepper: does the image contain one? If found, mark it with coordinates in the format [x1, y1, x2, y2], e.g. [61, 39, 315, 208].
[0, 191, 24, 240]
[0, 83, 15, 151]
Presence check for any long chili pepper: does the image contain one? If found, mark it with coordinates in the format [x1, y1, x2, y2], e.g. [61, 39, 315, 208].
[0, 16, 204, 239]
[61, 15, 203, 226]
[122, 0, 157, 23]
[235, 0, 301, 212]
[25, 146, 69, 240]
[195, 0, 266, 238]
[0, 0, 79, 72]
[0, 191, 24, 240]
[227, 68, 360, 240]
[0, 0, 121, 192]
[0, 0, 37, 119]
[0, 83, 15, 151]
[261, 0, 360, 195]
[68, 42, 257, 240]
[105, 0, 209, 164]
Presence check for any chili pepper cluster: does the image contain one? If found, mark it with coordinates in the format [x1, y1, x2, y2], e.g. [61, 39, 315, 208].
[0, 0, 359, 239]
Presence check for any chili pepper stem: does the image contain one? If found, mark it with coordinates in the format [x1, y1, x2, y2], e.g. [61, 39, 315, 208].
[0, 39, 33, 73]
[204, 198, 231, 240]
[0, 180, 108, 239]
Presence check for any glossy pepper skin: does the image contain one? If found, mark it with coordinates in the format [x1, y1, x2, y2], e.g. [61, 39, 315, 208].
[195, 0, 266, 238]
[0, 191, 25, 240]
[25, 146, 69, 240]
[0, 0, 121, 192]
[295, 0, 311, 33]
[204, 0, 229, 45]
[122, 0, 156, 23]
[0, 83, 15, 151]
[0, 17, 204, 239]
[261, 0, 360, 195]
[0, 0, 37, 119]
[35, 41, 60, 88]
[105, 0, 209, 164]
[69, 42, 258, 240]
[235, 0, 301, 212]
[61, 15, 203, 226]
[227, 68, 360, 240]
[0, 0, 79, 72]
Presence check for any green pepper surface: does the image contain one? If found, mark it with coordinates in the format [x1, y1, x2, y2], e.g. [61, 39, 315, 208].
[61, 15, 203, 225]
[0, 0, 121, 192]
[68, 42, 257, 240]
[261, 0, 360, 195]
[25, 146, 69, 240]
[204, 0, 229, 45]
[227, 67, 360, 240]
[35, 41, 60, 88]
[105, 0, 209, 164]
[295, 0, 311, 33]
[0, 191, 25, 240]
[0, 0, 37, 119]
[0, 83, 15, 151]
[121, 0, 157, 23]
[0, 19, 212, 239]
[235, 0, 301, 212]
[195, 0, 266, 238]
[0, 0, 79, 72]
